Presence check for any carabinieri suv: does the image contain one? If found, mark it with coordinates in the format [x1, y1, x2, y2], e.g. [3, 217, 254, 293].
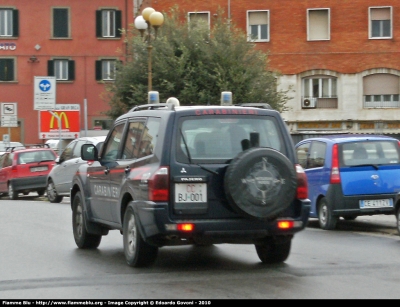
[70, 96, 310, 267]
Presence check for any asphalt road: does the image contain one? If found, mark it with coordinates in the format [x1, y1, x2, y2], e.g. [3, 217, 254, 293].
[1, 194, 400, 299]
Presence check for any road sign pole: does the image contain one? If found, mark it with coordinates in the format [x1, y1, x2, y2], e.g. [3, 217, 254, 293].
[48, 111, 62, 153]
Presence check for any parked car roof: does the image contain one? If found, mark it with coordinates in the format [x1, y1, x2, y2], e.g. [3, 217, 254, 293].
[297, 134, 398, 143]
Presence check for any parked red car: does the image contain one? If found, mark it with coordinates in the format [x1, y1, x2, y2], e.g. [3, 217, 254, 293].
[0, 145, 58, 199]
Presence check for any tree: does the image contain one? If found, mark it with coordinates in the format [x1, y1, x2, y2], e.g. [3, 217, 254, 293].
[103, 6, 292, 119]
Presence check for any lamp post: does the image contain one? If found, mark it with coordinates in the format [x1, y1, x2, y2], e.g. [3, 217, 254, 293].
[134, 7, 164, 92]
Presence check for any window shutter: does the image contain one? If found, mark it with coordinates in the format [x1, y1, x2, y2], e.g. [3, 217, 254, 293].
[68, 60, 75, 80]
[53, 8, 69, 38]
[0, 60, 5, 81]
[115, 10, 122, 37]
[309, 9, 329, 40]
[371, 8, 390, 20]
[6, 59, 14, 81]
[364, 74, 399, 95]
[96, 10, 102, 37]
[249, 12, 268, 25]
[95, 61, 102, 80]
[48, 61, 54, 76]
[13, 10, 19, 37]
[0, 59, 14, 81]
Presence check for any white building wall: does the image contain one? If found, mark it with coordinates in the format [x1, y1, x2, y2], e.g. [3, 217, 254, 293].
[279, 72, 400, 136]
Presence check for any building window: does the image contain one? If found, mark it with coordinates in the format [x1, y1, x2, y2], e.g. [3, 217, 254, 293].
[52, 8, 70, 38]
[95, 60, 116, 81]
[0, 58, 14, 81]
[369, 7, 392, 39]
[188, 12, 210, 29]
[363, 74, 399, 108]
[96, 9, 122, 38]
[303, 77, 337, 98]
[302, 76, 337, 108]
[47, 59, 75, 81]
[93, 119, 113, 130]
[0, 8, 18, 37]
[54, 60, 68, 80]
[307, 9, 330, 41]
[247, 10, 269, 42]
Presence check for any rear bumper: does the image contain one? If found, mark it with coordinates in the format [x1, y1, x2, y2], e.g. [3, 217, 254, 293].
[11, 176, 47, 192]
[133, 199, 311, 246]
[326, 184, 399, 216]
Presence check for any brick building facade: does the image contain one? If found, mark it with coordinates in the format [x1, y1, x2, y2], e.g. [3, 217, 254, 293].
[0, 0, 133, 144]
[139, 0, 400, 139]
[1, 0, 400, 144]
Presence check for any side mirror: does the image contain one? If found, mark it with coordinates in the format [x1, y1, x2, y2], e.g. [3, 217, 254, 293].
[81, 144, 98, 161]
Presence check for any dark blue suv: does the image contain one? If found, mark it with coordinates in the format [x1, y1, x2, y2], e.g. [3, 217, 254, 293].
[70, 97, 310, 267]
[295, 134, 400, 230]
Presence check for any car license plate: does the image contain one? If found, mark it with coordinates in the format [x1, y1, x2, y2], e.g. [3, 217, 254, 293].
[360, 199, 393, 208]
[31, 166, 48, 172]
[175, 183, 207, 203]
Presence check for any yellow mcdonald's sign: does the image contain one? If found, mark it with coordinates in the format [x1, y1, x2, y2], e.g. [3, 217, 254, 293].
[49, 112, 70, 129]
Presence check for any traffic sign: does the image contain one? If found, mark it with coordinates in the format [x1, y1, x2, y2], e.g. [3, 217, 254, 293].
[34, 76, 56, 110]
[1, 102, 18, 127]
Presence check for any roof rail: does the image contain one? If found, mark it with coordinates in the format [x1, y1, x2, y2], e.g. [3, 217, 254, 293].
[236, 103, 272, 109]
[129, 103, 176, 112]
[24, 144, 51, 149]
[5, 146, 26, 152]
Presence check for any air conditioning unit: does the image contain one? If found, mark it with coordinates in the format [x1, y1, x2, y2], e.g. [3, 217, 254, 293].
[302, 98, 317, 108]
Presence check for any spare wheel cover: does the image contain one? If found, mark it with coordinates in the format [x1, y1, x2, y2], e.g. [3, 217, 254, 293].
[224, 147, 297, 219]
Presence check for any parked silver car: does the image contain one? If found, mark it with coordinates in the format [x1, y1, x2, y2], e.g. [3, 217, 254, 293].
[46, 136, 106, 203]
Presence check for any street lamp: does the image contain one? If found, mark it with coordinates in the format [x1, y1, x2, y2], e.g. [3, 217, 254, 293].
[134, 7, 164, 92]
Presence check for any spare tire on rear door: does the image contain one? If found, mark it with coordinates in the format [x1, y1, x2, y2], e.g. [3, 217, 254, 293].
[224, 147, 297, 219]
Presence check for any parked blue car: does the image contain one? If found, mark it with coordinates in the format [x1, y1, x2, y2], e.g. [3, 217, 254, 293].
[295, 134, 400, 230]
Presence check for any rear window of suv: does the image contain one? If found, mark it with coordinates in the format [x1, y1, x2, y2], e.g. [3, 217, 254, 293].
[177, 115, 286, 163]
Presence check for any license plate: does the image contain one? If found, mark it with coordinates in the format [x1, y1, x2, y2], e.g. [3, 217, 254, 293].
[175, 183, 207, 203]
[31, 166, 48, 172]
[360, 199, 393, 208]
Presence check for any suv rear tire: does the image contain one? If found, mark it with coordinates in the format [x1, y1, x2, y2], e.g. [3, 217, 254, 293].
[224, 147, 297, 219]
[72, 191, 102, 248]
[255, 236, 292, 264]
[123, 204, 158, 267]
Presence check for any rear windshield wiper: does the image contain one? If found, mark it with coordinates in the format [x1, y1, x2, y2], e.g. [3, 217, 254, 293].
[179, 128, 218, 175]
[350, 164, 379, 170]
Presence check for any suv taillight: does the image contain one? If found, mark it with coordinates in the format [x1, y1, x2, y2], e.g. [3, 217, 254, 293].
[295, 164, 308, 199]
[330, 144, 341, 184]
[148, 166, 169, 201]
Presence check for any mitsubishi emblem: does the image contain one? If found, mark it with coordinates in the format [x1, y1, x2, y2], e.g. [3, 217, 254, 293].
[181, 167, 187, 173]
